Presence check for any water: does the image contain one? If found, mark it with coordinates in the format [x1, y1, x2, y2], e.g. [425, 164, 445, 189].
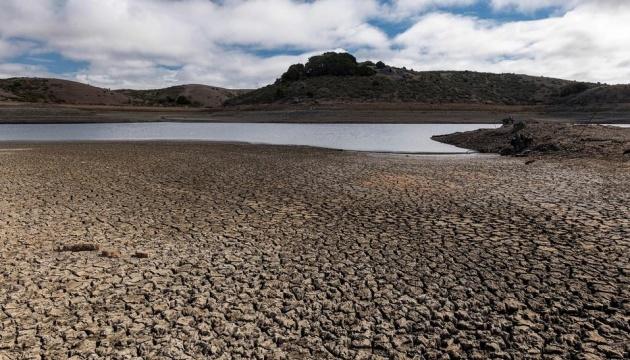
[0, 122, 500, 153]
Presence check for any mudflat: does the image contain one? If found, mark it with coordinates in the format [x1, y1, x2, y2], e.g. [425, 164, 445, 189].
[0, 143, 628, 359]
[2, 102, 630, 124]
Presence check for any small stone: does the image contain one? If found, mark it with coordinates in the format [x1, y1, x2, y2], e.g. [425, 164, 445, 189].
[100, 249, 121, 258]
[132, 251, 150, 259]
[485, 342, 502, 352]
[58, 243, 100, 252]
[586, 331, 607, 344]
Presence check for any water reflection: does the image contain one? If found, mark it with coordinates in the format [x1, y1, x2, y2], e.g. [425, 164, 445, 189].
[0, 122, 501, 153]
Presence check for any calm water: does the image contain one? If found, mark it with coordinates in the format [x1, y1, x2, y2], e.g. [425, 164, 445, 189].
[0, 122, 500, 153]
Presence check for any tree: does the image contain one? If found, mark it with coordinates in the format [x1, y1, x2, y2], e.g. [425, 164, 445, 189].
[356, 64, 376, 76]
[278, 52, 376, 82]
[176, 96, 192, 105]
[304, 52, 358, 77]
[281, 64, 305, 82]
[375, 61, 386, 69]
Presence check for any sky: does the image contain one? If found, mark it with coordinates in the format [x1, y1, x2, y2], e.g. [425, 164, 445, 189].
[0, 0, 628, 89]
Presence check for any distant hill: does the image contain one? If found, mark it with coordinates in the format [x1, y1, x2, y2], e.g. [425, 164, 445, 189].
[117, 84, 247, 108]
[0, 78, 247, 108]
[3, 53, 630, 110]
[0, 78, 130, 105]
[556, 84, 630, 106]
[226, 52, 630, 107]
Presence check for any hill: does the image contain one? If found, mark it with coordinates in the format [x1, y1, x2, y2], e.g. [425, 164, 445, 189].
[117, 84, 247, 108]
[556, 84, 630, 106]
[226, 52, 630, 107]
[0, 78, 246, 108]
[0, 78, 130, 105]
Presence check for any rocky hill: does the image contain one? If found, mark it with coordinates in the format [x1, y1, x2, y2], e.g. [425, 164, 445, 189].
[0, 78, 246, 108]
[226, 52, 630, 107]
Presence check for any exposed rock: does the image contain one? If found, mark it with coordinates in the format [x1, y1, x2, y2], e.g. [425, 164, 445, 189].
[58, 243, 100, 252]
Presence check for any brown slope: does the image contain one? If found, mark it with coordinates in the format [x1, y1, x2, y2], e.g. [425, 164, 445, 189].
[117, 84, 249, 108]
[558, 84, 630, 105]
[0, 78, 131, 105]
[0, 88, 17, 100]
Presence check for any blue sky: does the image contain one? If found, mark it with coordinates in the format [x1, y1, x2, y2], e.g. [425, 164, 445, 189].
[0, 0, 628, 89]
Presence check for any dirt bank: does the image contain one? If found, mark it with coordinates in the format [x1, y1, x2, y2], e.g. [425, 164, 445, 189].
[433, 121, 630, 160]
[2, 102, 630, 124]
[0, 143, 628, 358]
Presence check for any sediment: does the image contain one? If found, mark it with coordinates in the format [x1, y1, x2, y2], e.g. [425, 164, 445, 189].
[0, 143, 628, 359]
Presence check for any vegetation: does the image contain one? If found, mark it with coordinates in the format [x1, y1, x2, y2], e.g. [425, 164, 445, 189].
[224, 52, 630, 107]
[279, 52, 376, 84]
[558, 82, 592, 97]
[227, 66, 597, 106]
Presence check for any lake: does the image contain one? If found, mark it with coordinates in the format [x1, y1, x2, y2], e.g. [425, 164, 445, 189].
[0, 122, 500, 153]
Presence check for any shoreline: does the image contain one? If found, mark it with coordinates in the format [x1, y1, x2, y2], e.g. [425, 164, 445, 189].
[0, 140, 479, 156]
[2, 102, 630, 124]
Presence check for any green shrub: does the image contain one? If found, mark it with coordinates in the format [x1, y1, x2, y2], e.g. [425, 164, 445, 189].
[176, 96, 192, 105]
[281, 64, 305, 82]
[559, 82, 590, 97]
[304, 52, 358, 77]
[356, 65, 376, 76]
[278, 52, 378, 83]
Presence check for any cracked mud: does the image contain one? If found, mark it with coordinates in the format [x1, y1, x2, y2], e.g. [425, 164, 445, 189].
[0, 143, 628, 359]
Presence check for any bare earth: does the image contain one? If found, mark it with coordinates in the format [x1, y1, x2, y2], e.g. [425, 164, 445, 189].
[2, 102, 630, 124]
[0, 143, 628, 359]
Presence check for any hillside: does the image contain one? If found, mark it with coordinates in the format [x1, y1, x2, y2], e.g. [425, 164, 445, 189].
[0, 78, 130, 105]
[2, 53, 630, 110]
[116, 84, 248, 108]
[0, 78, 246, 108]
[226, 52, 630, 107]
[557, 84, 630, 106]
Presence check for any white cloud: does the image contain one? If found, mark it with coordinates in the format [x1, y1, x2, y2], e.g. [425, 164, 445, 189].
[379, 0, 476, 21]
[391, 2, 630, 84]
[0, 0, 389, 88]
[489, 0, 628, 13]
[0, 63, 52, 79]
[0, 0, 629, 88]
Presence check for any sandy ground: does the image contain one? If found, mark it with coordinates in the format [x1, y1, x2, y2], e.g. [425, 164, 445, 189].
[0, 143, 628, 359]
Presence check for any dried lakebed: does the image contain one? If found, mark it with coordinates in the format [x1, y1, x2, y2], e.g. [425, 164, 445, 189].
[0, 143, 628, 359]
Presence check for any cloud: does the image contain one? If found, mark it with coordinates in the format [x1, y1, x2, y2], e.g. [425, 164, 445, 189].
[0, 63, 52, 79]
[0, 0, 629, 88]
[377, 0, 477, 21]
[489, 0, 627, 13]
[391, 2, 630, 84]
[0, 0, 389, 88]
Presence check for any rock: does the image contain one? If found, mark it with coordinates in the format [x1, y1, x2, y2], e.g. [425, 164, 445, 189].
[485, 342, 502, 352]
[586, 330, 607, 344]
[100, 249, 121, 258]
[132, 251, 150, 259]
[503, 298, 524, 314]
[58, 243, 100, 252]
